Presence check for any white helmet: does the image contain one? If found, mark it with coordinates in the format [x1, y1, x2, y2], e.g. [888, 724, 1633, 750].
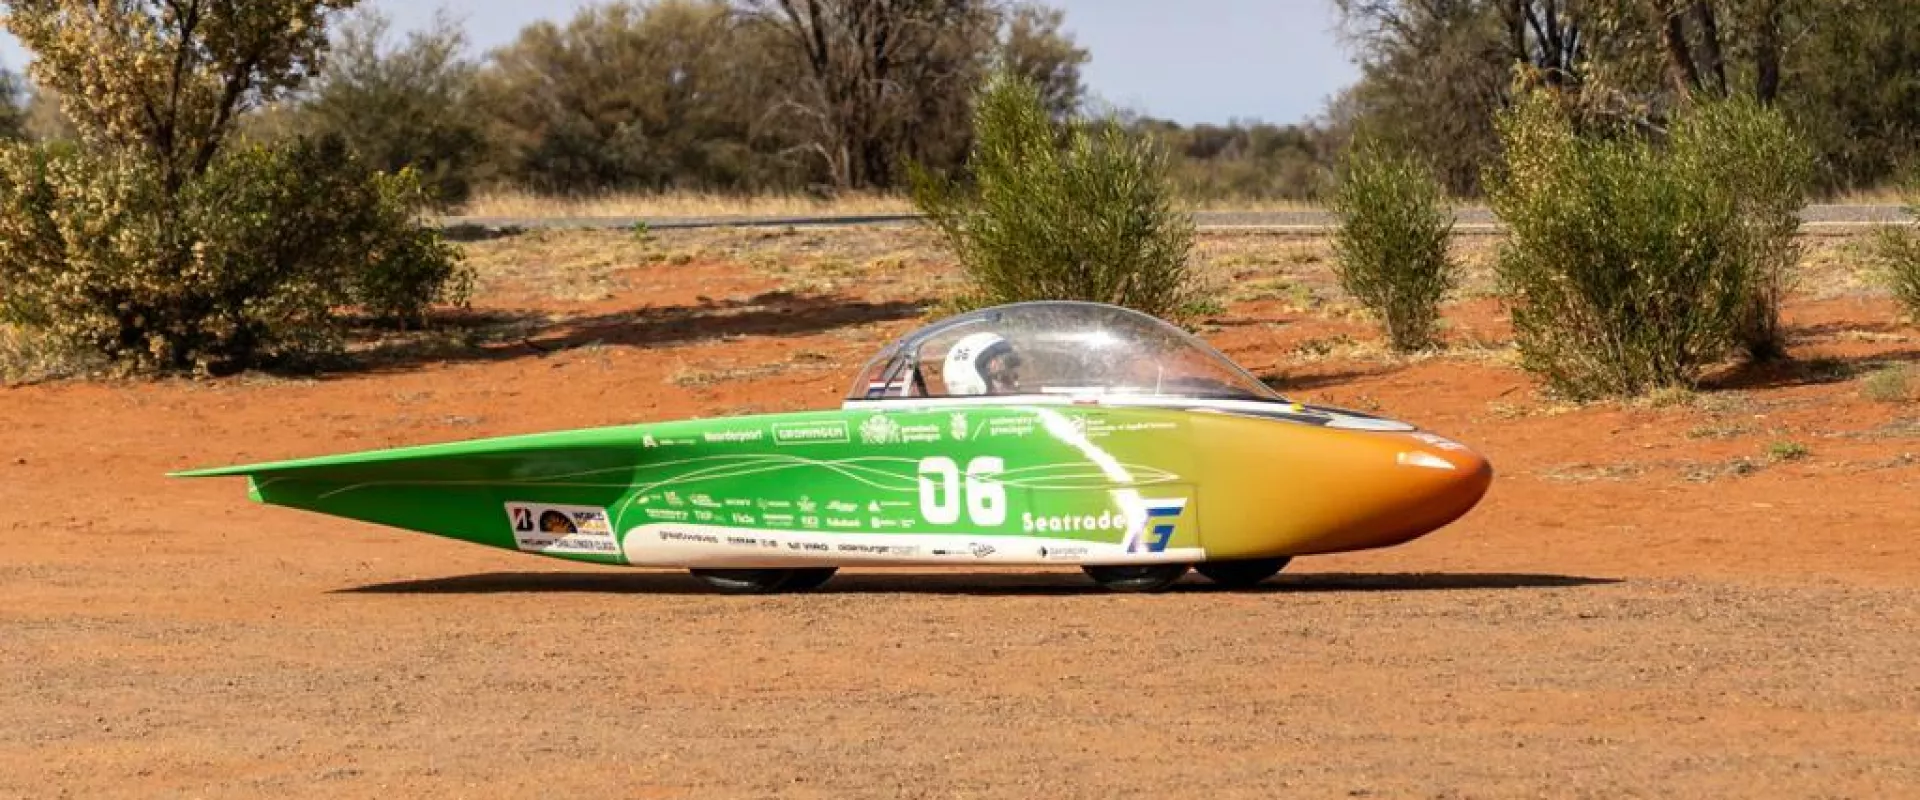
[943, 331, 1016, 396]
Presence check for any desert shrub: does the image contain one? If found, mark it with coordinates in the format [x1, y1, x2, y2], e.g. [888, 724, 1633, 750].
[909, 71, 1199, 321]
[1860, 365, 1912, 403]
[0, 322, 106, 385]
[0, 136, 469, 374]
[1485, 90, 1803, 399]
[1874, 169, 1920, 323]
[1329, 138, 1456, 352]
[1678, 98, 1815, 361]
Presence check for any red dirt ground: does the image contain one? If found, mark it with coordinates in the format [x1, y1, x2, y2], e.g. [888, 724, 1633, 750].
[3, 240, 1917, 798]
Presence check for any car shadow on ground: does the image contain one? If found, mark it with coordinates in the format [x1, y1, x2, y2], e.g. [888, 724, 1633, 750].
[338, 570, 1622, 597]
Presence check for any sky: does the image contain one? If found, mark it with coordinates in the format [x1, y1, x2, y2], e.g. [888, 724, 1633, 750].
[0, 0, 1362, 126]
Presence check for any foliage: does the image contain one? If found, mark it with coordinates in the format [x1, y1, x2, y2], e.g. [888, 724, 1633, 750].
[0, 68, 28, 141]
[744, 0, 996, 191]
[0, 2, 467, 375]
[1486, 89, 1797, 399]
[1135, 117, 1335, 202]
[6, 0, 352, 187]
[995, 3, 1088, 119]
[1781, 0, 1920, 191]
[296, 8, 486, 206]
[1334, 0, 1920, 196]
[1875, 169, 1920, 323]
[479, 0, 804, 194]
[910, 72, 1198, 321]
[741, 0, 1085, 191]
[1329, 138, 1457, 352]
[1679, 96, 1814, 361]
[0, 137, 468, 374]
[1860, 364, 1912, 403]
[1331, 0, 1515, 194]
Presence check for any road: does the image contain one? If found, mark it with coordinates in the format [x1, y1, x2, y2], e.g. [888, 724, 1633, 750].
[441, 203, 1913, 235]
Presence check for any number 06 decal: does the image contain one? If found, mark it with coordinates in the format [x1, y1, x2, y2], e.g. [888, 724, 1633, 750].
[917, 456, 1007, 527]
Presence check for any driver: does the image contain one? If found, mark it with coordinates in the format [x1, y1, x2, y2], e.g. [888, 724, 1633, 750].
[943, 332, 1022, 396]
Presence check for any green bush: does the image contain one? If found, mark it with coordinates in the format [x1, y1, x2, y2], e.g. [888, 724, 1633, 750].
[1329, 139, 1457, 352]
[909, 71, 1199, 321]
[1679, 98, 1815, 361]
[0, 136, 470, 374]
[1874, 170, 1920, 323]
[1484, 91, 1806, 399]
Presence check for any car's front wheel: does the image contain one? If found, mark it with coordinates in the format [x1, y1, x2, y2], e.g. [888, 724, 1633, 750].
[1082, 564, 1190, 593]
[1195, 557, 1291, 589]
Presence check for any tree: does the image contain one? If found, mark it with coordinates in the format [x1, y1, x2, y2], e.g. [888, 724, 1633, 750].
[1777, 0, 1920, 190]
[1336, 0, 1920, 194]
[7, 0, 353, 190]
[479, 0, 802, 193]
[0, 1, 467, 373]
[1333, 0, 1517, 193]
[297, 7, 486, 205]
[997, 3, 1087, 119]
[743, 0, 997, 190]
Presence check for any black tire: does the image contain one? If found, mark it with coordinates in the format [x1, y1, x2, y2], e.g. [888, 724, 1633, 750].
[781, 567, 839, 592]
[689, 568, 802, 595]
[1195, 557, 1291, 589]
[1082, 563, 1190, 593]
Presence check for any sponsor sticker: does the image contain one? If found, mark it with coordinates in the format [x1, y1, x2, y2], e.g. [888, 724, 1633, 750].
[858, 414, 941, 444]
[506, 502, 619, 556]
[773, 421, 851, 445]
[1127, 498, 1189, 554]
[986, 415, 1037, 438]
[703, 429, 765, 444]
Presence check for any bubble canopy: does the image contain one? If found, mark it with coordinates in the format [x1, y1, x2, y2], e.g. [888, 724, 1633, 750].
[847, 301, 1285, 403]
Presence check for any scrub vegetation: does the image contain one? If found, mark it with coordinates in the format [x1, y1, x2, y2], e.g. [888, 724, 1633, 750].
[1874, 170, 1920, 322]
[1329, 138, 1457, 352]
[910, 71, 1199, 321]
[0, 2, 467, 376]
[1485, 89, 1814, 399]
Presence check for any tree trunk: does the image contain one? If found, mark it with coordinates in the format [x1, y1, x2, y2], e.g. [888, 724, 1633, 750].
[1687, 0, 1728, 97]
[1753, 0, 1784, 104]
[1654, 1, 1702, 100]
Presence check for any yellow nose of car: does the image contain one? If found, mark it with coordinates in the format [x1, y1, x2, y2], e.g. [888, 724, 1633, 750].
[1187, 414, 1494, 560]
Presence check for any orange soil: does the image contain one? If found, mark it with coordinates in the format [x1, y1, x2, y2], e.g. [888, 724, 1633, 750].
[3, 254, 1917, 798]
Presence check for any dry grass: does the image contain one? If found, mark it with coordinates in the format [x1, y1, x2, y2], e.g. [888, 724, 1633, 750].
[451, 190, 1354, 220]
[453, 190, 917, 219]
[667, 351, 844, 388]
[444, 187, 1907, 221]
[1827, 186, 1912, 206]
[457, 229, 660, 301]
[1861, 365, 1913, 403]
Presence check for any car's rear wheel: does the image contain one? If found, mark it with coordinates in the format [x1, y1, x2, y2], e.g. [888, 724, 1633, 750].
[1195, 557, 1291, 589]
[1083, 564, 1190, 593]
[689, 568, 813, 594]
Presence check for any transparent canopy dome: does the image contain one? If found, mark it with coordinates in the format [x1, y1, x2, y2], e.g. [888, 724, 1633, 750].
[847, 301, 1284, 403]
